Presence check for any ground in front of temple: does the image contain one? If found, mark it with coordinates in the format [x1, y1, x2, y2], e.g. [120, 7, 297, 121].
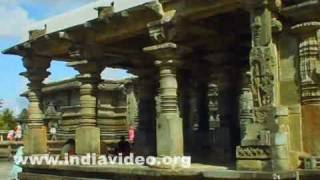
[0, 160, 13, 179]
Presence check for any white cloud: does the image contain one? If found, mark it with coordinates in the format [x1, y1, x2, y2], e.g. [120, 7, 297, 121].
[0, 2, 35, 38]
[0, 0, 98, 39]
[101, 68, 134, 80]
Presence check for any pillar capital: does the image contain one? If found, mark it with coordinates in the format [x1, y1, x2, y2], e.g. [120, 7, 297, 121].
[143, 42, 191, 69]
[21, 56, 51, 87]
[68, 60, 103, 76]
[291, 21, 320, 37]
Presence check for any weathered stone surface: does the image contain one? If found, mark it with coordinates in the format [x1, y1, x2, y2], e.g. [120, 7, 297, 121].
[23, 126, 48, 155]
[236, 160, 266, 171]
[302, 105, 320, 156]
[75, 126, 100, 155]
[3, 0, 320, 177]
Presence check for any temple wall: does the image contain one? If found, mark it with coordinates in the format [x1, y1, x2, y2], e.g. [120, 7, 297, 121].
[41, 79, 138, 142]
[70, 89, 80, 106]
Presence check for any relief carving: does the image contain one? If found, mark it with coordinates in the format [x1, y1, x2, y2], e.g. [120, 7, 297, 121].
[208, 83, 220, 130]
[250, 46, 275, 107]
[236, 146, 271, 160]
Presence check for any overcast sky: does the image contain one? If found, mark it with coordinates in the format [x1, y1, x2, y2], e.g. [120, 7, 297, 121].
[0, 0, 132, 113]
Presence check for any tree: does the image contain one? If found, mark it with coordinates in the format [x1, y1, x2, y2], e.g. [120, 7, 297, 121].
[0, 108, 17, 130]
[17, 109, 28, 122]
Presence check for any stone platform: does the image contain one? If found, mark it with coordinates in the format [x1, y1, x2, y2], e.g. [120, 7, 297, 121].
[18, 164, 320, 180]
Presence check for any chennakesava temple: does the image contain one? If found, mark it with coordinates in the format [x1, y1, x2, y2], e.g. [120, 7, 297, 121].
[3, 0, 320, 179]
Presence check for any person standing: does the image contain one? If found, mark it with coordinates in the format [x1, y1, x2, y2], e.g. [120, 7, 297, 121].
[49, 125, 57, 141]
[7, 130, 15, 142]
[128, 126, 135, 144]
[14, 124, 22, 141]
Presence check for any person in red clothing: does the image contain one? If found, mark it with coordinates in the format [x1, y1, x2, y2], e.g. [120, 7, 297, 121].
[128, 126, 135, 144]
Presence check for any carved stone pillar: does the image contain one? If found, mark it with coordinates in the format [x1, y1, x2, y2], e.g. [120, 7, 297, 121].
[68, 60, 103, 155]
[144, 43, 185, 156]
[237, 1, 287, 170]
[292, 22, 320, 155]
[21, 55, 51, 155]
[239, 72, 255, 141]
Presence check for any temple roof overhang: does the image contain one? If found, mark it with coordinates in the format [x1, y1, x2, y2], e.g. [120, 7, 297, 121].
[3, 0, 319, 70]
[281, 0, 320, 23]
[1, 0, 245, 69]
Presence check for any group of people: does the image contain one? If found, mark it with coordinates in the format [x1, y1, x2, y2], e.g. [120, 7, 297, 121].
[6, 124, 22, 142]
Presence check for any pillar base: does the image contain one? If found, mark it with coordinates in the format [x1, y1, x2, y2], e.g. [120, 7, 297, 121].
[23, 126, 48, 155]
[157, 114, 184, 156]
[236, 159, 271, 171]
[75, 126, 100, 155]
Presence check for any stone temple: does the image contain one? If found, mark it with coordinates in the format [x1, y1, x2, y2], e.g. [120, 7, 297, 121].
[2, 0, 320, 179]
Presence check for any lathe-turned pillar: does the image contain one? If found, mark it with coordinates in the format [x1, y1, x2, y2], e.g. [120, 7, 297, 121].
[21, 55, 51, 155]
[144, 43, 187, 156]
[292, 21, 320, 156]
[68, 60, 103, 155]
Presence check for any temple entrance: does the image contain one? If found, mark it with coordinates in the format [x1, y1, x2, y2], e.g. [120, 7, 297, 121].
[171, 10, 252, 167]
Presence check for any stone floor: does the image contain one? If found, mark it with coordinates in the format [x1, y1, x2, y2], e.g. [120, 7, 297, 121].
[0, 160, 13, 180]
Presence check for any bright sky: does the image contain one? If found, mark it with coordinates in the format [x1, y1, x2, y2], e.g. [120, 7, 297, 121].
[0, 0, 133, 113]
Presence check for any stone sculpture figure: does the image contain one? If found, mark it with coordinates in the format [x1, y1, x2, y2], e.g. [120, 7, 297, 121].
[208, 83, 220, 130]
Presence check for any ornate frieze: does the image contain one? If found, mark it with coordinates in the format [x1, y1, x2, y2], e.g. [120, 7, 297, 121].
[250, 45, 276, 107]
[236, 146, 271, 160]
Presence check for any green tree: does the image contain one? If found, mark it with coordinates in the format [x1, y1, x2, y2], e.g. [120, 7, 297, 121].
[0, 108, 17, 130]
[17, 109, 28, 122]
